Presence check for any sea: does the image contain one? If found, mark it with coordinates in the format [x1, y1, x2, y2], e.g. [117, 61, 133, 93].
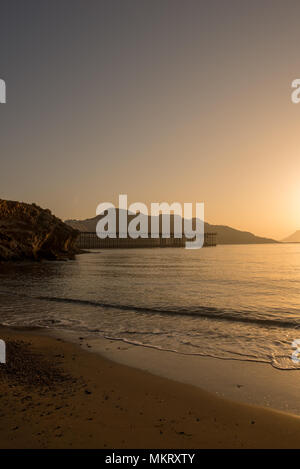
[0, 243, 300, 370]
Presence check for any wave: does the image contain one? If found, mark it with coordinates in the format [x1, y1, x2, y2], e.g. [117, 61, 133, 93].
[102, 336, 300, 370]
[1, 289, 299, 330]
[34, 295, 300, 329]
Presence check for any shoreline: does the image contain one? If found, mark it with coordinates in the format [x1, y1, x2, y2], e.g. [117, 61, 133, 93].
[3, 323, 300, 416]
[1, 326, 300, 448]
[41, 327, 300, 417]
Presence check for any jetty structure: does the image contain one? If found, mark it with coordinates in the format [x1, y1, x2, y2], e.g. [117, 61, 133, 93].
[77, 231, 217, 249]
[67, 209, 217, 249]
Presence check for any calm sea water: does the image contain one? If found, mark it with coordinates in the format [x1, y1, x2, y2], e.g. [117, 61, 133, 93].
[0, 244, 300, 370]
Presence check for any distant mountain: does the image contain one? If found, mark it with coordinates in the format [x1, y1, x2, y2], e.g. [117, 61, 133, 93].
[65, 210, 278, 245]
[282, 231, 300, 243]
[66, 215, 103, 233]
[204, 222, 277, 245]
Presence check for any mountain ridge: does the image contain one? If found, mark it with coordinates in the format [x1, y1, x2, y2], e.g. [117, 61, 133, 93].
[65, 210, 278, 245]
[282, 230, 300, 243]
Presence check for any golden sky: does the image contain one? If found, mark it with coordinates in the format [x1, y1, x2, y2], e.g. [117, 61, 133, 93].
[1, 1, 300, 240]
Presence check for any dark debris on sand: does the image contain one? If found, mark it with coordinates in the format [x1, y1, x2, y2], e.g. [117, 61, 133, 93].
[0, 340, 74, 390]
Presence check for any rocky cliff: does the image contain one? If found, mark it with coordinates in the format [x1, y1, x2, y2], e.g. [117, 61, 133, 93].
[0, 200, 80, 261]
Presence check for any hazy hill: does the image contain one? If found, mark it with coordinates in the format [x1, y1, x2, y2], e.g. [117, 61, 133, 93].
[204, 222, 277, 245]
[282, 231, 300, 243]
[65, 210, 278, 245]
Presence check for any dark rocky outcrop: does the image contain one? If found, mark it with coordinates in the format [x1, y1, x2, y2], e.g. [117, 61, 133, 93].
[0, 200, 79, 261]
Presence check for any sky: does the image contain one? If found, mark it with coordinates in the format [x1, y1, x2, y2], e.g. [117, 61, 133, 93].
[0, 0, 300, 240]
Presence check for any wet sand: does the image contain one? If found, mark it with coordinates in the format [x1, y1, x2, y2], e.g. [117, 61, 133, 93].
[1, 327, 300, 449]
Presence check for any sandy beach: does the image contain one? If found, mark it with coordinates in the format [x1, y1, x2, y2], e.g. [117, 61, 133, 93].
[1, 327, 300, 449]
